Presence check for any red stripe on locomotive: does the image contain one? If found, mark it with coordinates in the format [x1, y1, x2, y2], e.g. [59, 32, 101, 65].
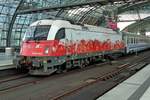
[20, 39, 125, 57]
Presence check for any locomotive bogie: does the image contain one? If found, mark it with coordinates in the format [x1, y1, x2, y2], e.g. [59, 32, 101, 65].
[19, 50, 125, 75]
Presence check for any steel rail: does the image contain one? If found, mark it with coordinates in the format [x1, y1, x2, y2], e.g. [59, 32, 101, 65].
[50, 55, 149, 100]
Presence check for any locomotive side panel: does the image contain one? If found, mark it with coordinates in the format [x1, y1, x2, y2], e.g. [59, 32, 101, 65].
[65, 28, 125, 55]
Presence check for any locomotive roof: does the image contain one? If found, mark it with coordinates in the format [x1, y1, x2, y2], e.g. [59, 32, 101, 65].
[30, 19, 117, 34]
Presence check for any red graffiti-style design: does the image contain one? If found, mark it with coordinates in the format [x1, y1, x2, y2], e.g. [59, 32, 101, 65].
[21, 39, 125, 57]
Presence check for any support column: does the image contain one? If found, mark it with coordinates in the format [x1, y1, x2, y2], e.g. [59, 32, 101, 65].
[6, 0, 24, 47]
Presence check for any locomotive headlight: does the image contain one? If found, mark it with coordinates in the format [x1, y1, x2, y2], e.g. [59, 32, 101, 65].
[44, 47, 49, 54]
[52, 47, 56, 52]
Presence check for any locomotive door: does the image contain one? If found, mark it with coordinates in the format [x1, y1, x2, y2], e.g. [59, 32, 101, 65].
[65, 28, 73, 56]
[65, 29, 81, 55]
[55, 28, 66, 56]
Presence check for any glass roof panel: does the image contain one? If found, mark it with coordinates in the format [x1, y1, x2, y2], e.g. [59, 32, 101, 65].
[0, 0, 149, 47]
[0, 0, 20, 47]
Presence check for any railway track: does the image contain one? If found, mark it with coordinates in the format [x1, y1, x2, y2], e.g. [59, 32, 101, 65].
[0, 61, 110, 93]
[50, 55, 149, 100]
[0, 51, 149, 98]
[0, 74, 28, 84]
[0, 61, 133, 93]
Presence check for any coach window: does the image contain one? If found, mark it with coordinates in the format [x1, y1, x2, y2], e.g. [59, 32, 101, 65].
[127, 37, 130, 44]
[130, 38, 132, 44]
[135, 38, 137, 43]
[132, 38, 134, 44]
[55, 28, 65, 40]
[134, 38, 136, 44]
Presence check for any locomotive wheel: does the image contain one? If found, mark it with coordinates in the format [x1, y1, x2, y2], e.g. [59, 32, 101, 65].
[85, 59, 90, 66]
[16, 64, 29, 73]
[56, 65, 63, 74]
[56, 63, 67, 74]
[79, 60, 86, 69]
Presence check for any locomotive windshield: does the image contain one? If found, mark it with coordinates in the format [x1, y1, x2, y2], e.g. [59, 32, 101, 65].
[23, 25, 51, 41]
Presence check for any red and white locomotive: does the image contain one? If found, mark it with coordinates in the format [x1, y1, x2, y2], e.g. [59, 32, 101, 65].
[15, 19, 150, 75]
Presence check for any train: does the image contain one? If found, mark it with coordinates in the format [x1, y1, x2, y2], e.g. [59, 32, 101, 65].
[13, 19, 150, 75]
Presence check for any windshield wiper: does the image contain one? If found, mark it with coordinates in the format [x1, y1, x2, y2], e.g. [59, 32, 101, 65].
[34, 33, 47, 41]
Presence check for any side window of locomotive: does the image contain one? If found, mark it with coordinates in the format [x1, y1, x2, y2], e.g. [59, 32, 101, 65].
[55, 28, 65, 40]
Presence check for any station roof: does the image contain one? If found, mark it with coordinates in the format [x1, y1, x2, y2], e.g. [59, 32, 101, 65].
[0, 0, 149, 47]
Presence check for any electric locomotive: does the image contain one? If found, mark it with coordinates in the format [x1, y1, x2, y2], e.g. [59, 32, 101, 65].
[14, 19, 150, 75]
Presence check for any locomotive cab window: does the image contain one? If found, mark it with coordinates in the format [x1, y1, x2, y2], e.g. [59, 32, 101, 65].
[55, 28, 65, 40]
[23, 25, 51, 41]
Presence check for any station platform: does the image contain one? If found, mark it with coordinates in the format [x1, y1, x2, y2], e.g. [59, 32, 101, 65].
[97, 64, 150, 100]
[0, 53, 14, 70]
